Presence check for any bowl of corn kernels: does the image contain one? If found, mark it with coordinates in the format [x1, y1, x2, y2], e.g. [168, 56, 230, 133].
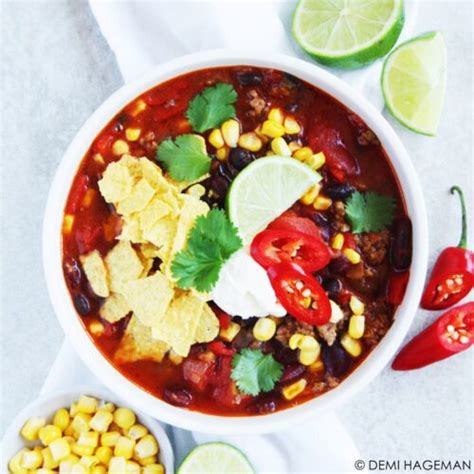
[1, 387, 174, 473]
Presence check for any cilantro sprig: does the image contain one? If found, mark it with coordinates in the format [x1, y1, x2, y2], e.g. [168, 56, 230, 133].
[345, 191, 396, 233]
[171, 209, 242, 292]
[156, 134, 211, 182]
[186, 83, 238, 133]
[231, 349, 283, 396]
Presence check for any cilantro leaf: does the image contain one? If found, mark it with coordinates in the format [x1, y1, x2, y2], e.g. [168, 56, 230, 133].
[186, 83, 238, 133]
[345, 191, 396, 233]
[231, 349, 283, 396]
[171, 209, 243, 292]
[156, 134, 211, 181]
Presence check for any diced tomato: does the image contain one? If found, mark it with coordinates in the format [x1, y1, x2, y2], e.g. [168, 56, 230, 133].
[208, 340, 235, 357]
[213, 306, 231, 330]
[268, 212, 322, 239]
[76, 224, 102, 254]
[342, 233, 357, 250]
[182, 358, 212, 392]
[308, 124, 359, 182]
[93, 133, 115, 155]
[267, 262, 331, 326]
[67, 175, 90, 213]
[142, 79, 189, 106]
[251, 229, 331, 272]
[209, 355, 233, 386]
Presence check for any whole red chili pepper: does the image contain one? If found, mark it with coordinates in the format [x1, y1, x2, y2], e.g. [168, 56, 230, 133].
[392, 302, 473, 370]
[421, 186, 474, 310]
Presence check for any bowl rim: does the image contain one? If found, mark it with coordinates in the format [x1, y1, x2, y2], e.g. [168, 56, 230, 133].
[42, 49, 428, 434]
[1, 385, 174, 472]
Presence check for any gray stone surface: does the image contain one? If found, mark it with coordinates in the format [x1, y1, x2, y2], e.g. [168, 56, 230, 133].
[1, 0, 472, 468]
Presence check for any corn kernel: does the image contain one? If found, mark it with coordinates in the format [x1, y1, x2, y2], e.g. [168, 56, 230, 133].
[293, 146, 313, 161]
[64, 422, 75, 437]
[134, 435, 159, 459]
[349, 315, 365, 339]
[254, 124, 269, 142]
[331, 233, 344, 251]
[109, 456, 127, 473]
[305, 152, 326, 170]
[89, 409, 113, 433]
[50, 438, 72, 462]
[329, 300, 344, 324]
[127, 424, 148, 440]
[238, 132, 263, 152]
[308, 360, 325, 373]
[131, 99, 147, 117]
[101, 431, 121, 447]
[8, 448, 28, 474]
[114, 436, 136, 459]
[125, 127, 141, 141]
[20, 449, 43, 469]
[313, 196, 332, 211]
[70, 462, 88, 474]
[137, 455, 158, 466]
[284, 116, 301, 135]
[341, 333, 363, 357]
[39, 424, 62, 446]
[114, 408, 136, 430]
[53, 408, 71, 432]
[300, 183, 321, 205]
[208, 128, 225, 149]
[219, 321, 241, 342]
[70, 402, 80, 417]
[271, 137, 292, 156]
[299, 335, 319, 352]
[93, 153, 105, 166]
[80, 188, 96, 209]
[89, 320, 104, 336]
[143, 465, 165, 474]
[63, 214, 75, 234]
[288, 141, 301, 152]
[112, 139, 129, 156]
[186, 184, 206, 198]
[37, 469, 57, 474]
[91, 466, 107, 474]
[349, 295, 365, 315]
[95, 446, 113, 465]
[289, 334, 304, 350]
[80, 455, 99, 468]
[77, 395, 98, 414]
[100, 402, 115, 413]
[41, 447, 59, 469]
[343, 248, 361, 264]
[221, 119, 240, 147]
[168, 350, 184, 365]
[72, 444, 95, 457]
[282, 379, 307, 401]
[126, 460, 141, 474]
[299, 349, 320, 366]
[216, 147, 228, 161]
[253, 318, 277, 341]
[71, 414, 91, 434]
[261, 119, 285, 138]
[77, 431, 99, 448]
[20, 416, 46, 441]
[63, 436, 76, 444]
[268, 107, 284, 124]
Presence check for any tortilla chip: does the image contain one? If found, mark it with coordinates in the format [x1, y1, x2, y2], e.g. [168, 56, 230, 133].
[139, 158, 170, 191]
[98, 161, 134, 203]
[117, 154, 143, 179]
[139, 195, 173, 233]
[151, 293, 204, 357]
[115, 316, 169, 364]
[139, 243, 162, 260]
[121, 271, 174, 327]
[79, 250, 109, 298]
[104, 241, 144, 293]
[100, 293, 131, 323]
[119, 214, 145, 243]
[117, 178, 156, 216]
[195, 303, 219, 343]
[142, 217, 177, 263]
[159, 190, 181, 218]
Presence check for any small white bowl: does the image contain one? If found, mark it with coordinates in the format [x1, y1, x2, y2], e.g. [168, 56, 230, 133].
[43, 50, 428, 434]
[1, 386, 174, 472]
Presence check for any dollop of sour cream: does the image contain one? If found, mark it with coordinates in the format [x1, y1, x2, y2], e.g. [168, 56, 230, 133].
[211, 249, 286, 319]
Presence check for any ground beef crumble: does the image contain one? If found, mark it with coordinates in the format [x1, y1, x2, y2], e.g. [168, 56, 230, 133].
[363, 300, 393, 347]
[356, 230, 390, 266]
[317, 322, 338, 346]
[276, 319, 316, 345]
[331, 200, 350, 232]
[247, 89, 267, 117]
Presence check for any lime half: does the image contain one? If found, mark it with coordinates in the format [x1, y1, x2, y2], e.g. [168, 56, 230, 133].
[293, 0, 405, 69]
[177, 442, 255, 474]
[227, 156, 321, 244]
[382, 31, 447, 135]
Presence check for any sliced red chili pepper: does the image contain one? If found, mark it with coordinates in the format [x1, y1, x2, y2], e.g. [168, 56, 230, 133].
[267, 262, 331, 326]
[268, 212, 322, 238]
[342, 233, 356, 250]
[213, 307, 231, 330]
[251, 229, 331, 272]
[387, 271, 410, 305]
[392, 302, 474, 370]
[421, 187, 474, 310]
[208, 340, 235, 357]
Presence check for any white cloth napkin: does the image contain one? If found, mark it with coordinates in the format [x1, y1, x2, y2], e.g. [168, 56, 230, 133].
[43, 1, 419, 471]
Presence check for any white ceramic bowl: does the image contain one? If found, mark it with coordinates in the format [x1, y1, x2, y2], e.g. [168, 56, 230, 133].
[43, 51, 428, 434]
[1, 386, 174, 472]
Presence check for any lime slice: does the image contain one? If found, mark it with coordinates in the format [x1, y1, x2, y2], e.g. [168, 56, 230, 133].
[177, 442, 255, 474]
[293, 0, 405, 69]
[227, 156, 321, 244]
[382, 31, 447, 135]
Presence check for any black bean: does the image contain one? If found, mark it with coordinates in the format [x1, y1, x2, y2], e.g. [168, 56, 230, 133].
[322, 278, 342, 299]
[64, 258, 82, 288]
[248, 394, 279, 414]
[74, 294, 90, 316]
[283, 73, 302, 89]
[310, 213, 331, 242]
[228, 148, 256, 171]
[236, 71, 263, 86]
[279, 364, 306, 385]
[209, 176, 229, 197]
[164, 387, 193, 407]
[390, 217, 412, 271]
[271, 340, 298, 365]
[322, 342, 351, 377]
[285, 103, 299, 113]
[326, 184, 355, 201]
[329, 256, 351, 274]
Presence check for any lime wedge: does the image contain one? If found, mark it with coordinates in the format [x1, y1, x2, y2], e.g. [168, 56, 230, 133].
[227, 156, 321, 244]
[177, 442, 255, 474]
[382, 31, 447, 135]
[293, 0, 405, 69]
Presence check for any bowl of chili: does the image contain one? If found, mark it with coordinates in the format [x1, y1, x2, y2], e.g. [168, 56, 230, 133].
[43, 51, 429, 434]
